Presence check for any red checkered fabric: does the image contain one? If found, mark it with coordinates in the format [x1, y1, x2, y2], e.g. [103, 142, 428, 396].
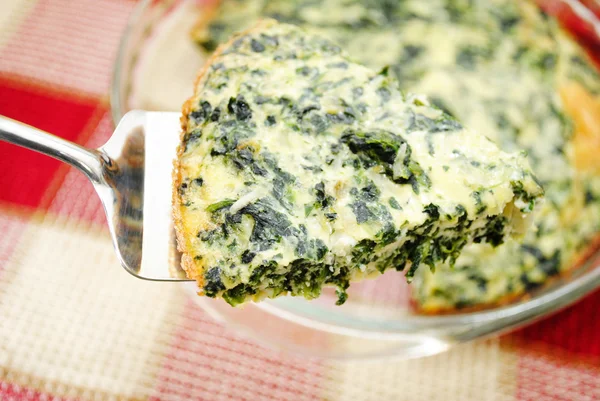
[0, 1, 599, 400]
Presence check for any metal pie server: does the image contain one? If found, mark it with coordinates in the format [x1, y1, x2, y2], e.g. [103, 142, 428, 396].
[0, 111, 190, 281]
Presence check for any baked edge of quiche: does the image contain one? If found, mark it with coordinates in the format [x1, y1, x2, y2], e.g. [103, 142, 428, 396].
[173, 17, 255, 288]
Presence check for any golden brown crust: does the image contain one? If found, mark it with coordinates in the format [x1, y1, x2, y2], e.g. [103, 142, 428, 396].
[559, 82, 600, 174]
[172, 133, 198, 284]
[173, 20, 277, 288]
[415, 233, 600, 315]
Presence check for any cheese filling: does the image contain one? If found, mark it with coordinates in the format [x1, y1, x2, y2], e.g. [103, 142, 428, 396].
[190, 0, 600, 311]
[176, 20, 543, 306]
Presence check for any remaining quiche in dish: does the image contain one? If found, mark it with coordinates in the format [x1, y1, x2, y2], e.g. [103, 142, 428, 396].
[189, 0, 600, 312]
[173, 20, 543, 306]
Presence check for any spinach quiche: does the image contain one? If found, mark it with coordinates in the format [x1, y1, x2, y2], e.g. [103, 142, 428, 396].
[173, 20, 543, 306]
[189, 0, 600, 312]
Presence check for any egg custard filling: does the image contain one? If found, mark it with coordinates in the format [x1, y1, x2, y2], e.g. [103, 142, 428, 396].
[188, 0, 600, 312]
[174, 20, 543, 306]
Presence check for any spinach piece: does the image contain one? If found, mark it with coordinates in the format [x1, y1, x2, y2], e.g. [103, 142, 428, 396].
[239, 198, 292, 251]
[511, 180, 541, 212]
[265, 115, 276, 126]
[183, 128, 202, 151]
[203, 267, 226, 296]
[350, 201, 376, 224]
[250, 38, 265, 52]
[178, 182, 189, 196]
[473, 215, 508, 247]
[241, 250, 256, 264]
[389, 197, 402, 210]
[429, 97, 455, 117]
[285, 259, 328, 298]
[341, 128, 406, 176]
[471, 190, 487, 215]
[349, 181, 392, 225]
[352, 239, 377, 265]
[222, 284, 256, 306]
[210, 107, 221, 122]
[206, 199, 236, 213]
[227, 96, 252, 121]
[341, 128, 431, 193]
[423, 203, 440, 220]
[263, 151, 295, 183]
[585, 188, 597, 205]
[210, 120, 255, 156]
[272, 177, 294, 211]
[304, 181, 336, 218]
[407, 110, 462, 133]
[456, 45, 491, 70]
[499, 14, 520, 32]
[325, 213, 337, 221]
[189, 101, 212, 125]
[229, 147, 268, 176]
[521, 246, 560, 276]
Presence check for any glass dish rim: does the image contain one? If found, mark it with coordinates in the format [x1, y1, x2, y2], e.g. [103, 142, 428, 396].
[110, 0, 600, 340]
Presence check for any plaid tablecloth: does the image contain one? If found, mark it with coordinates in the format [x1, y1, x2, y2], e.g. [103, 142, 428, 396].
[0, 1, 599, 400]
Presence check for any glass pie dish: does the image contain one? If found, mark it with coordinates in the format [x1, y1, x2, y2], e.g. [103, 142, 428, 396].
[111, 0, 600, 359]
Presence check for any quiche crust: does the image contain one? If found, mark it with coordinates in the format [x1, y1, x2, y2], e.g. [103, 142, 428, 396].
[174, 22, 266, 288]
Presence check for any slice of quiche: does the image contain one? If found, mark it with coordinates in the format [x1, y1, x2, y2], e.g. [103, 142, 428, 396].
[173, 20, 544, 306]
